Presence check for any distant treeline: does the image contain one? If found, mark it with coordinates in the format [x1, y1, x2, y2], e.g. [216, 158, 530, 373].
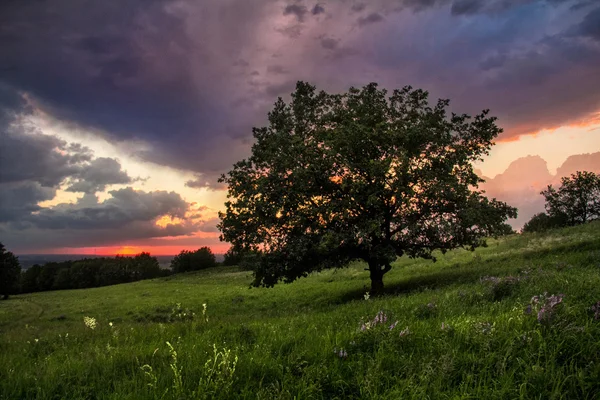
[20, 252, 169, 293]
[0, 243, 247, 298]
[15, 247, 246, 294]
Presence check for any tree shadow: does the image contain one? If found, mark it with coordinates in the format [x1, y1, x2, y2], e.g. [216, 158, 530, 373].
[332, 237, 600, 304]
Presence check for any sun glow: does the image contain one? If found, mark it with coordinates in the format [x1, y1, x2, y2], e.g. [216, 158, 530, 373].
[116, 246, 143, 255]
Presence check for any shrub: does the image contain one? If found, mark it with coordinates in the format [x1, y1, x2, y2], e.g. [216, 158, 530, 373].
[522, 212, 564, 233]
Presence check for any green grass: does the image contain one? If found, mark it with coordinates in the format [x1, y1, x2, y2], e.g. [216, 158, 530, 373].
[2, 222, 600, 399]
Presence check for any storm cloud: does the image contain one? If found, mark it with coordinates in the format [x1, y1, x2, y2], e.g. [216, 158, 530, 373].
[1, 0, 599, 251]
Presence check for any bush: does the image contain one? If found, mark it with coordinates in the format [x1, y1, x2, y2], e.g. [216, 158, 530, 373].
[522, 212, 564, 233]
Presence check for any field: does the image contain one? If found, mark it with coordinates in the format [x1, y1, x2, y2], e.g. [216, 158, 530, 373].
[1, 222, 600, 399]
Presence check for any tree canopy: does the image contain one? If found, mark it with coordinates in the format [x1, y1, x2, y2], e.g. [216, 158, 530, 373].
[218, 82, 517, 294]
[0, 242, 21, 300]
[541, 171, 600, 226]
[522, 212, 562, 233]
[170, 247, 217, 273]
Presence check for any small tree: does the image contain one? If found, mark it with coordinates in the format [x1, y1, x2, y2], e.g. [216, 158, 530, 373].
[541, 171, 600, 226]
[0, 242, 21, 299]
[219, 82, 517, 294]
[171, 247, 217, 273]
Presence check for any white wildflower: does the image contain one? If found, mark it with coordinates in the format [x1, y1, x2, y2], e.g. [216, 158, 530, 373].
[83, 316, 97, 330]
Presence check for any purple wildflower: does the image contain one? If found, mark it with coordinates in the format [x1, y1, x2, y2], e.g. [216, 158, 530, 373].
[591, 301, 600, 320]
[528, 292, 565, 323]
[389, 321, 398, 330]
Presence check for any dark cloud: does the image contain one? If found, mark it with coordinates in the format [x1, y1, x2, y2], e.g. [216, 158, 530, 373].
[26, 188, 188, 230]
[451, 0, 483, 15]
[65, 157, 133, 194]
[0, 128, 133, 194]
[2, 220, 200, 250]
[576, 7, 600, 40]
[357, 12, 385, 26]
[407, 0, 446, 11]
[185, 171, 227, 190]
[283, 4, 309, 22]
[1, 0, 593, 185]
[0, 0, 234, 175]
[320, 37, 339, 50]
[0, 0, 598, 218]
[0, 130, 85, 187]
[0, 182, 56, 223]
[76, 36, 121, 56]
[479, 32, 600, 137]
[0, 187, 204, 249]
[312, 4, 326, 15]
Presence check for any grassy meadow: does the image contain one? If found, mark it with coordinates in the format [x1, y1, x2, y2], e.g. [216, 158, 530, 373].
[1, 222, 600, 399]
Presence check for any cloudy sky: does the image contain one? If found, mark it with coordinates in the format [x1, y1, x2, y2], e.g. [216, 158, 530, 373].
[1, 0, 599, 255]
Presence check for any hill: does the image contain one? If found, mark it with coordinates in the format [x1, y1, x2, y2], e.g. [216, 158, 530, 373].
[1, 222, 600, 398]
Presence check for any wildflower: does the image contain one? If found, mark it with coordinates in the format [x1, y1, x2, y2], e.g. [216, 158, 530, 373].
[547, 294, 564, 308]
[373, 311, 387, 324]
[399, 327, 411, 337]
[109, 322, 113, 328]
[202, 303, 208, 322]
[83, 316, 97, 330]
[364, 292, 370, 301]
[477, 321, 494, 334]
[591, 301, 600, 320]
[527, 293, 565, 323]
[389, 321, 399, 330]
[334, 348, 348, 358]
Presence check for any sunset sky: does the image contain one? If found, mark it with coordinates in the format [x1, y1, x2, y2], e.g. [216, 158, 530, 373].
[1, 0, 599, 255]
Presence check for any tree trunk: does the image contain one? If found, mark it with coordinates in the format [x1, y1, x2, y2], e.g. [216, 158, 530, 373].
[370, 277, 384, 296]
[368, 261, 392, 296]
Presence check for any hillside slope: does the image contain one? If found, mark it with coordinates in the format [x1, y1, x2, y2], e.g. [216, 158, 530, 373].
[1, 222, 600, 399]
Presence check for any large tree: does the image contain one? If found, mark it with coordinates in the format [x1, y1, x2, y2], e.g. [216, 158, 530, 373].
[541, 171, 600, 226]
[0, 242, 21, 299]
[218, 82, 517, 294]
